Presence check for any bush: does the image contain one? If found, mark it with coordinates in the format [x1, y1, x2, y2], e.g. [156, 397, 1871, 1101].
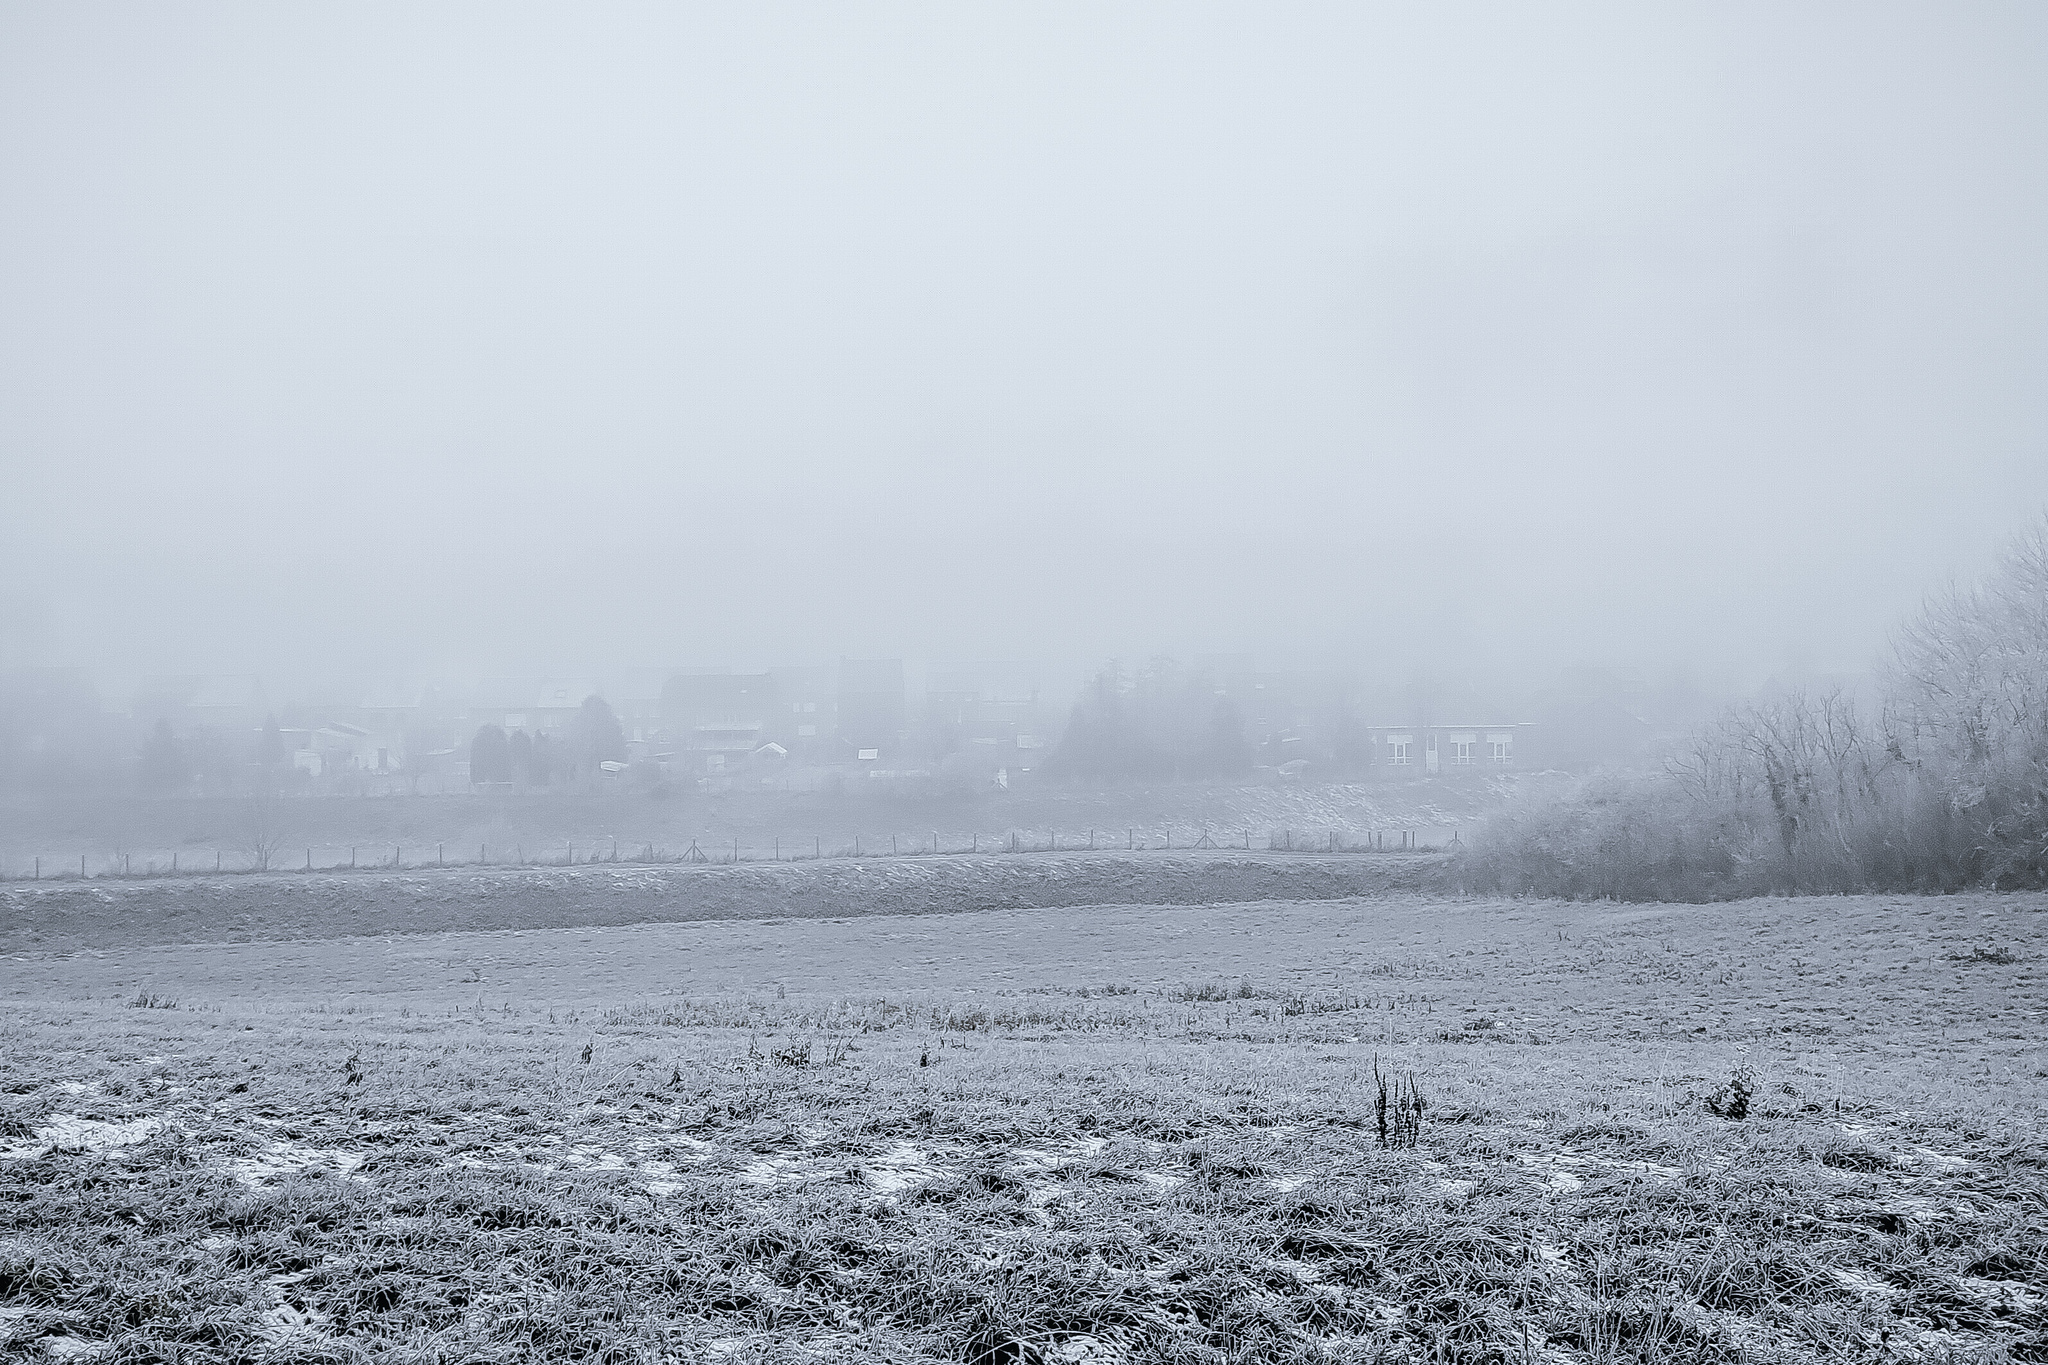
[1463, 514, 2048, 901]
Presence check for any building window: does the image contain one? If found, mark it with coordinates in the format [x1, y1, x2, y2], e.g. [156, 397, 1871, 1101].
[797, 724, 816, 737]
[1488, 732, 1513, 763]
[1450, 733, 1476, 765]
[1386, 734, 1411, 765]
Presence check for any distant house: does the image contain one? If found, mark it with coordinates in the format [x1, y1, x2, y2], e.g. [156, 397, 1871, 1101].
[838, 658, 905, 759]
[286, 723, 391, 777]
[606, 670, 671, 747]
[925, 662, 1042, 744]
[468, 680, 601, 736]
[922, 663, 1051, 780]
[663, 673, 782, 776]
[767, 664, 837, 758]
[1364, 723, 1529, 774]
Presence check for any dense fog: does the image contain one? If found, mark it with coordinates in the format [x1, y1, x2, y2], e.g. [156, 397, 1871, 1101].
[4, 4, 2046, 699]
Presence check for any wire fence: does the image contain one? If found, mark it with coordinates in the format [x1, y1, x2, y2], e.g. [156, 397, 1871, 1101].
[3, 826, 1459, 882]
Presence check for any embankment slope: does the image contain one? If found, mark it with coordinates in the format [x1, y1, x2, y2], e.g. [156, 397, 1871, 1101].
[0, 851, 1450, 955]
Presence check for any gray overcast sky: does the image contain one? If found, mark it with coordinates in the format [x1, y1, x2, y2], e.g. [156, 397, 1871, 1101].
[2, 3, 2044, 693]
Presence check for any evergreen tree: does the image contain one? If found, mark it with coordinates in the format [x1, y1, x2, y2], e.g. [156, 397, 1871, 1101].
[508, 730, 537, 787]
[469, 724, 511, 785]
[573, 695, 627, 774]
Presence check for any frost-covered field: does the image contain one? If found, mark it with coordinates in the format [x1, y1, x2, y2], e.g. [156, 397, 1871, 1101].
[2, 889, 2043, 1363]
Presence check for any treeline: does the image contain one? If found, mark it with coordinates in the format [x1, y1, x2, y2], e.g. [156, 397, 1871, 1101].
[1464, 516, 2048, 900]
[468, 696, 626, 788]
[1047, 660, 1252, 781]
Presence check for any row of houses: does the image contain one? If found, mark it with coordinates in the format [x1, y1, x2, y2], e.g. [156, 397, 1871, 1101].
[126, 660, 1058, 785]
[119, 662, 1689, 788]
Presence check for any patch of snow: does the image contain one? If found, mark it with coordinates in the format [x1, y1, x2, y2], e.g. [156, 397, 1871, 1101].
[855, 1140, 952, 1193]
[256, 1303, 330, 1345]
[1882, 1193, 1960, 1223]
[1901, 1144, 1972, 1172]
[1830, 1267, 1900, 1301]
[1044, 1334, 1127, 1364]
[1962, 1277, 2043, 1314]
[0, 1114, 161, 1161]
[1009, 1136, 1109, 1171]
[737, 1154, 842, 1188]
[226, 1139, 365, 1187]
[562, 1144, 628, 1171]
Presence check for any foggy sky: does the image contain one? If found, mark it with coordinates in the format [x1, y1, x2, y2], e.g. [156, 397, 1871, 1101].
[3, 4, 2045, 695]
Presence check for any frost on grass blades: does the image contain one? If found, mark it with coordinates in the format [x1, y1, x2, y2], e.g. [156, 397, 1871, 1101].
[2, 888, 2043, 1362]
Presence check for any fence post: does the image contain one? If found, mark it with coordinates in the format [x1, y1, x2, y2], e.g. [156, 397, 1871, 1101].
[481, 843, 487, 864]
[438, 842, 444, 866]
[215, 851, 221, 872]
[933, 830, 938, 855]
[305, 848, 311, 870]
[1128, 828, 1132, 850]
[34, 857, 38, 880]
[892, 835, 897, 855]
[83, 854, 87, 878]
[775, 837, 780, 861]
[124, 854, 130, 876]
[1089, 828, 1095, 850]
[815, 836, 821, 859]
[350, 846, 356, 868]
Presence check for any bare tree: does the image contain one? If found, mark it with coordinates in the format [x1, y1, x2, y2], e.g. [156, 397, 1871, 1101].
[237, 794, 292, 872]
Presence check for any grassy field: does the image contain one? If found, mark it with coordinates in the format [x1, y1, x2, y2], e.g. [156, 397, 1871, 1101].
[2, 885, 2044, 1363]
[0, 853, 1450, 957]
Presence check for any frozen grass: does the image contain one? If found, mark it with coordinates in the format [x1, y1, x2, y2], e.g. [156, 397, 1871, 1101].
[2, 893, 2045, 1363]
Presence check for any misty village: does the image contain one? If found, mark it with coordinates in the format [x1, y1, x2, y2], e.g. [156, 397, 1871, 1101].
[2, 7, 2045, 1365]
